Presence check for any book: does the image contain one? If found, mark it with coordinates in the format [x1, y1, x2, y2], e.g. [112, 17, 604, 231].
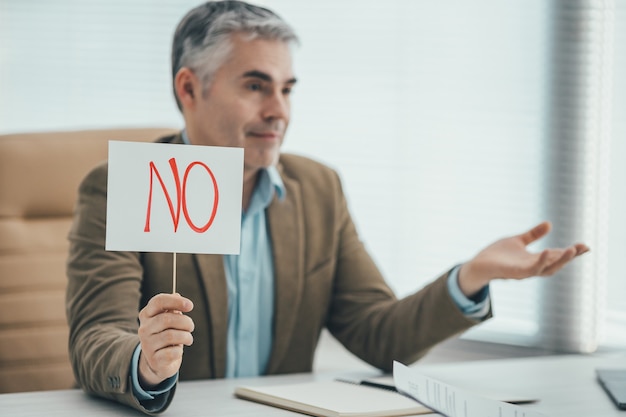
[352, 376, 537, 405]
[393, 361, 545, 417]
[234, 379, 433, 417]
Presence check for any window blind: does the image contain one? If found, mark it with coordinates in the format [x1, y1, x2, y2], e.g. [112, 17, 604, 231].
[0, 0, 195, 132]
[271, 0, 551, 346]
[537, 0, 615, 353]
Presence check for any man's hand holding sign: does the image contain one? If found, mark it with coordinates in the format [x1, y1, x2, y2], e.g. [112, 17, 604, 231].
[106, 140, 243, 389]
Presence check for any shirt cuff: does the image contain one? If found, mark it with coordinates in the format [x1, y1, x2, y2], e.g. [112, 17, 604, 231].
[130, 344, 178, 402]
[447, 265, 491, 319]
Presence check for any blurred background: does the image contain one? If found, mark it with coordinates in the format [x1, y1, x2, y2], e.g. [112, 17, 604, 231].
[1, 0, 624, 353]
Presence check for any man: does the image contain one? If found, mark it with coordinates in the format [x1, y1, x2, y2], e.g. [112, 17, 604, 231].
[66, 1, 589, 414]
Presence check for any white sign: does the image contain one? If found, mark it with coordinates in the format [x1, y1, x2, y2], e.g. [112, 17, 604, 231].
[106, 140, 243, 254]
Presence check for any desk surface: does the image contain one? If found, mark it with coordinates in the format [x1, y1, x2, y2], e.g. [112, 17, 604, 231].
[1, 353, 625, 417]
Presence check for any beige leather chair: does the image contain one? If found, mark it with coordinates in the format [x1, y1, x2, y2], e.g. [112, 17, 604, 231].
[0, 127, 177, 393]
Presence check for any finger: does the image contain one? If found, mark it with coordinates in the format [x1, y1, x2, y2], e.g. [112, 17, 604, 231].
[140, 293, 193, 319]
[153, 312, 195, 333]
[539, 247, 577, 276]
[140, 328, 194, 359]
[528, 248, 551, 276]
[519, 221, 552, 245]
[574, 243, 590, 255]
[139, 311, 195, 337]
[153, 329, 194, 349]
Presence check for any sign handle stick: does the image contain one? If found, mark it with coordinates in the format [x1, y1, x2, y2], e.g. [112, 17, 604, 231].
[172, 252, 177, 294]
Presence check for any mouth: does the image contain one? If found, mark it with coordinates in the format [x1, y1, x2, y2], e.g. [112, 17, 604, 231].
[248, 131, 281, 141]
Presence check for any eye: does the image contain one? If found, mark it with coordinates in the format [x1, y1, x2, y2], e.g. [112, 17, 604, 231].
[247, 82, 263, 92]
[282, 86, 292, 96]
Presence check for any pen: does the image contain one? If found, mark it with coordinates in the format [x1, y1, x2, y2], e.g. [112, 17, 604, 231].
[335, 378, 398, 393]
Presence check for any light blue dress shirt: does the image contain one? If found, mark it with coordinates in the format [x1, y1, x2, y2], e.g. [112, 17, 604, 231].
[224, 166, 284, 377]
[130, 131, 490, 407]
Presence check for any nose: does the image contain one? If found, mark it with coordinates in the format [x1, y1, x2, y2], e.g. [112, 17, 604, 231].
[261, 90, 290, 122]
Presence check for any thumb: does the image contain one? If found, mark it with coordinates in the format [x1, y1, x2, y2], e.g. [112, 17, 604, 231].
[519, 221, 552, 245]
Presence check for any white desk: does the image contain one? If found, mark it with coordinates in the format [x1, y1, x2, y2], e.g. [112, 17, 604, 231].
[1, 354, 624, 416]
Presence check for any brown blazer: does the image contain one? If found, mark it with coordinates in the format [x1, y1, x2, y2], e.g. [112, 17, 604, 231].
[66, 133, 488, 413]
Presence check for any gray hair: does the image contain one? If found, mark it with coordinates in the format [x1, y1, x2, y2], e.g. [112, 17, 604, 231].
[171, 1, 299, 110]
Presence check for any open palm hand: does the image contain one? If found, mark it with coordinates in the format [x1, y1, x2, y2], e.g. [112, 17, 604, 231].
[458, 222, 589, 297]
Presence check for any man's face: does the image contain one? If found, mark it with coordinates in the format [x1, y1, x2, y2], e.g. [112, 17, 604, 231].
[187, 34, 296, 174]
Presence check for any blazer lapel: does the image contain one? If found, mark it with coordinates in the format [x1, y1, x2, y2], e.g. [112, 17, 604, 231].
[193, 254, 228, 378]
[265, 170, 305, 374]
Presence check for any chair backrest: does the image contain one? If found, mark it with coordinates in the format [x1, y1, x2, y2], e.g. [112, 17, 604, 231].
[0, 127, 177, 393]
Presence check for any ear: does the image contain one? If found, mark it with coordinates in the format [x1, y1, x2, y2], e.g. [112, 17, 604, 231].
[174, 67, 200, 110]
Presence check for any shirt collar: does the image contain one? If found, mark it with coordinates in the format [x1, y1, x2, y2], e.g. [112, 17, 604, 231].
[181, 129, 190, 144]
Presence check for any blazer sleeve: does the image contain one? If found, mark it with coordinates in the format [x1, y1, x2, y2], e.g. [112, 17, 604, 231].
[325, 169, 491, 372]
[65, 162, 175, 414]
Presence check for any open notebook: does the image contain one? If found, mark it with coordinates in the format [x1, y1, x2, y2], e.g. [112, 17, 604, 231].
[235, 380, 432, 417]
[235, 377, 538, 417]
